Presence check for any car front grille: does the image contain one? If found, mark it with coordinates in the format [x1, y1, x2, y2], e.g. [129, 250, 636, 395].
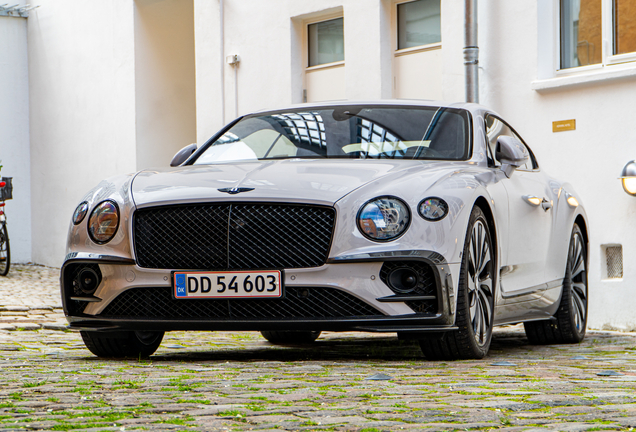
[98, 286, 384, 320]
[134, 203, 335, 270]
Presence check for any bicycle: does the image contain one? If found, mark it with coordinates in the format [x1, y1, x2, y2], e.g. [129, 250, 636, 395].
[0, 177, 12, 276]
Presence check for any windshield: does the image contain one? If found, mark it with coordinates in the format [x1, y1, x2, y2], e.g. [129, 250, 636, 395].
[193, 105, 470, 165]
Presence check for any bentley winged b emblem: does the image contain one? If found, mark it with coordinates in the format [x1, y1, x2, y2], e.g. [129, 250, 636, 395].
[218, 187, 255, 195]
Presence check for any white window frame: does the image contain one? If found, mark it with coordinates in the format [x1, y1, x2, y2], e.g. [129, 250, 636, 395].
[393, 0, 442, 56]
[555, 0, 636, 77]
[304, 13, 345, 72]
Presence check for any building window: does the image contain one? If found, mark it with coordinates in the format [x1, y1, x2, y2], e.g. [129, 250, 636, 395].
[614, 0, 636, 56]
[560, 0, 636, 70]
[397, 0, 441, 50]
[308, 18, 344, 67]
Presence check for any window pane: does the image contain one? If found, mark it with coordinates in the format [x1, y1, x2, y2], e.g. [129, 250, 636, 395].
[560, 0, 602, 69]
[397, 0, 441, 50]
[614, 0, 636, 55]
[308, 18, 344, 67]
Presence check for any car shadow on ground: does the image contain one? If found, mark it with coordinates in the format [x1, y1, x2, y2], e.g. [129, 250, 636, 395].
[126, 329, 534, 363]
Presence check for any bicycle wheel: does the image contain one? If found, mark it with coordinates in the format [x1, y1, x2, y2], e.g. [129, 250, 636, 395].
[0, 224, 10, 276]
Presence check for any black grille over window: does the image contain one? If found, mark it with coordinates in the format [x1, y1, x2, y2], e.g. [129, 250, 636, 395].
[98, 286, 383, 320]
[134, 203, 335, 270]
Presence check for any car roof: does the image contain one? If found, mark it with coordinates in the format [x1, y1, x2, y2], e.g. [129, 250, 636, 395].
[248, 99, 490, 116]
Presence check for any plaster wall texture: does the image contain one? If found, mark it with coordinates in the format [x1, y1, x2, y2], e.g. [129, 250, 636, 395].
[134, 0, 196, 170]
[0, 14, 32, 263]
[478, 1, 636, 330]
[27, 0, 137, 267]
[190, 0, 636, 330]
[18, 0, 636, 329]
[194, 0, 393, 136]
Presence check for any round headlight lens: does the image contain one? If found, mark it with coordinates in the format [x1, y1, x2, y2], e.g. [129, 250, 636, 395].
[357, 197, 410, 241]
[88, 201, 120, 244]
[72, 201, 89, 225]
[418, 197, 449, 221]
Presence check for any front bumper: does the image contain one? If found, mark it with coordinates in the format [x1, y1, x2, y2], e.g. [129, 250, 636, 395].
[61, 251, 459, 333]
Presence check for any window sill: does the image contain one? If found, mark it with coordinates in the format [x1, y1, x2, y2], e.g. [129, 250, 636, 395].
[531, 63, 636, 92]
[395, 43, 442, 57]
[306, 61, 345, 72]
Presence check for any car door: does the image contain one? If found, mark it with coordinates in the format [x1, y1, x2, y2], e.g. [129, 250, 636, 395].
[485, 115, 554, 297]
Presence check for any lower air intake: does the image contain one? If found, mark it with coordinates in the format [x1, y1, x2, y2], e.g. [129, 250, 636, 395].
[98, 286, 384, 320]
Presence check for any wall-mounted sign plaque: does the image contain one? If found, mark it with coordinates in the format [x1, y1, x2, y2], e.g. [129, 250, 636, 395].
[553, 119, 576, 132]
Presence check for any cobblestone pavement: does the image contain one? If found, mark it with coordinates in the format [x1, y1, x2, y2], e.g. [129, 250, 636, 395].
[0, 265, 65, 331]
[1, 265, 636, 431]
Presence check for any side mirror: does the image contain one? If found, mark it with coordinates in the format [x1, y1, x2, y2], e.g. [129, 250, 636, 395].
[495, 136, 529, 177]
[170, 144, 197, 167]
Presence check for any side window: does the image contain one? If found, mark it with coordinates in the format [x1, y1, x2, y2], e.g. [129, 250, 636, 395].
[485, 114, 538, 171]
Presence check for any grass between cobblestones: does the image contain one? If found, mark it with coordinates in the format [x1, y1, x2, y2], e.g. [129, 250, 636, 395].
[1, 326, 636, 431]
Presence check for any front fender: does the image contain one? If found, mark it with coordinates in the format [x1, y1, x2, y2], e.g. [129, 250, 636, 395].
[65, 173, 137, 260]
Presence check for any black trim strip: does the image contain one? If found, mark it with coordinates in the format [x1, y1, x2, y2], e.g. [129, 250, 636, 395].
[377, 295, 436, 302]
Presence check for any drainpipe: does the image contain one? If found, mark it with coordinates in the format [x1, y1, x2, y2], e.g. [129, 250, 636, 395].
[220, 0, 225, 124]
[464, 0, 479, 103]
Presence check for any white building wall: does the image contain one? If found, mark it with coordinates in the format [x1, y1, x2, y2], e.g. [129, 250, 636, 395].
[0, 14, 32, 263]
[478, 1, 636, 330]
[194, 0, 393, 138]
[134, 0, 197, 170]
[28, 0, 137, 267]
[15, 0, 636, 329]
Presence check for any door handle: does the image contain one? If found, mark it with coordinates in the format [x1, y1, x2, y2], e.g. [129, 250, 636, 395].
[541, 198, 552, 211]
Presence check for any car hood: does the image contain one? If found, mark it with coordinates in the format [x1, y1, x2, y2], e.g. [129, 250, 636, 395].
[131, 159, 458, 207]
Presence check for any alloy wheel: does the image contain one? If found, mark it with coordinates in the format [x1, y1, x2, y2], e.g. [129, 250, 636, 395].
[466, 219, 493, 347]
[569, 231, 587, 332]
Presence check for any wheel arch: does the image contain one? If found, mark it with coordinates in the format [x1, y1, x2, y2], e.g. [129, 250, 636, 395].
[574, 214, 589, 248]
[473, 195, 499, 299]
[473, 195, 498, 263]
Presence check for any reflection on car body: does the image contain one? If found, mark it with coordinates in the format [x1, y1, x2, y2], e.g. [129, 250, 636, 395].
[62, 101, 589, 360]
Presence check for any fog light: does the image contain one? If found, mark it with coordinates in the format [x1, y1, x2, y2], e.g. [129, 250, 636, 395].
[77, 268, 100, 294]
[388, 268, 419, 294]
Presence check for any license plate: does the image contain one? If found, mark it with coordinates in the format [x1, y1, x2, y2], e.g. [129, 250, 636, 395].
[173, 270, 282, 299]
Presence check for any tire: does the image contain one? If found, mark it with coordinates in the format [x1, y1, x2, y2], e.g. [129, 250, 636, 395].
[524, 224, 587, 344]
[261, 330, 321, 344]
[0, 224, 10, 277]
[80, 330, 164, 358]
[420, 206, 495, 360]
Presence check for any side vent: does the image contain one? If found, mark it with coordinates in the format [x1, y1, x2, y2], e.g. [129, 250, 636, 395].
[602, 245, 623, 279]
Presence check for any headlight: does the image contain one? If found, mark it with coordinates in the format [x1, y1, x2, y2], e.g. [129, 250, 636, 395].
[357, 196, 410, 241]
[88, 200, 120, 244]
[72, 201, 89, 225]
[418, 197, 449, 221]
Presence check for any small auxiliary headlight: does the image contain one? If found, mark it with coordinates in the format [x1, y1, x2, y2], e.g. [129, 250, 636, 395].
[357, 196, 410, 241]
[418, 197, 449, 221]
[88, 200, 120, 244]
[72, 201, 89, 225]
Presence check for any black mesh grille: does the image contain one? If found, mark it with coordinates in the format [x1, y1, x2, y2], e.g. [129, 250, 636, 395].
[134, 203, 335, 270]
[135, 205, 229, 270]
[99, 287, 384, 320]
[380, 261, 439, 315]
